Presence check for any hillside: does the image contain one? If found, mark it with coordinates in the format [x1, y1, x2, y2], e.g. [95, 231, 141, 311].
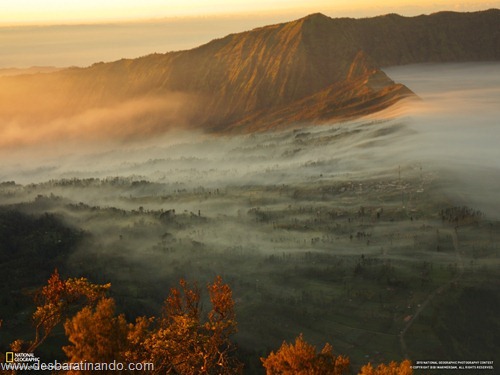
[0, 9, 499, 137]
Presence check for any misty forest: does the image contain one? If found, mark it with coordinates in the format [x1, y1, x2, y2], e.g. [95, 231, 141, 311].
[1, 10, 500, 375]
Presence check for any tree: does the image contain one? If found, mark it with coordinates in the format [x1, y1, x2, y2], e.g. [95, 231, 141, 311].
[2, 271, 412, 375]
[63, 297, 129, 372]
[261, 333, 350, 375]
[138, 276, 242, 374]
[5, 272, 240, 375]
[10, 269, 110, 354]
[359, 359, 413, 375]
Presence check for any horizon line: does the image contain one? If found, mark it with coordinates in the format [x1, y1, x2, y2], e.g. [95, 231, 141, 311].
[2, 6, 498, 28]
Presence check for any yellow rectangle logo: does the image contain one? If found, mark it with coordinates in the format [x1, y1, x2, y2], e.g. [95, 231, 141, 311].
[5, 352, 14, 363]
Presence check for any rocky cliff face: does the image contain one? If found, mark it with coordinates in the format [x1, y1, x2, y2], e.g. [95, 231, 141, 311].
[1, 10, 498, 136]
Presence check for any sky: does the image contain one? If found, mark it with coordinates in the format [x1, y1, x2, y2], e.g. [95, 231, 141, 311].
[2, 0, 500, 25]
[1, 0, 499, 68]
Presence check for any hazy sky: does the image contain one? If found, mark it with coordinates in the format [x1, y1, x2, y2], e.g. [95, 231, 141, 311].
[3, 0, 500, 24]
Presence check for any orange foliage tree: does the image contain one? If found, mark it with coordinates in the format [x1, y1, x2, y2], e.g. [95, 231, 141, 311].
[63, 297, 129, 369]
[261, 333, 350, 375]
[359, 359, 413, 375]
[2, 270, 414, 375]
[10, 269, 110, 354]
[4, 271, 241, 375]
[133, 276, 242, 374]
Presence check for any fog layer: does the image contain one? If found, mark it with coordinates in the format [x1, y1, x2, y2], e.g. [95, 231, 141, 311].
[384, 62, 500, 218]
[1, 63, 498, 218]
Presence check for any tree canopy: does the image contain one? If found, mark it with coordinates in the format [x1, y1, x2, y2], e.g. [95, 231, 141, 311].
[1, 271, 412, 375]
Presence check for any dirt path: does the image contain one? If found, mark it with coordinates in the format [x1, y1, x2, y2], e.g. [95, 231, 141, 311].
[399, 228, 464, 358]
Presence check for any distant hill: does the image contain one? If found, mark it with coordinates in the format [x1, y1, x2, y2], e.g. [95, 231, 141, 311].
[0, 66, 62, 77]
[0, 9, 499, 137]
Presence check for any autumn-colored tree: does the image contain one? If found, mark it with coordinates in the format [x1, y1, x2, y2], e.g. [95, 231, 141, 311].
[63, 297, 129, 373]
[137, 276, 243, 374]
[3, 272, 240, 375]
[10, 269, 110, 354]
[1, 270, 413, 375]
[123, 315, 154, 366]
[205, 276, 239, 370]
[359, 359, 413, 375]
[261, 333, 350, 375]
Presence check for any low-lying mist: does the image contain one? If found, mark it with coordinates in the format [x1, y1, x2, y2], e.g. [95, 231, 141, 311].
[384, 62, 500, 218]
[0, 94, 195, 149]
[2, 62, 499, 217]
[0, 71, 201, 153]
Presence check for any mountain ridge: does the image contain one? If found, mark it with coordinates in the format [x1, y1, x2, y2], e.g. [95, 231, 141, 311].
[1, 9, 499, 138]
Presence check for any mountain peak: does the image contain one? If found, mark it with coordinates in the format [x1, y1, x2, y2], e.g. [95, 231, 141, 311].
[347, 51, 377, 81]
[302, 12, 330, 21]
[298, 12, 333, 29]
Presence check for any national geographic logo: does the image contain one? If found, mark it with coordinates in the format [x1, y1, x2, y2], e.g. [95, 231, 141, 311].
[4, 352, 40, 363]
[5, 352, 14, 363]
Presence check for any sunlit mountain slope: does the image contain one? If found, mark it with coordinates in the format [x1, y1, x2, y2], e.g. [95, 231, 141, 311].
[0, 10, 498, 142]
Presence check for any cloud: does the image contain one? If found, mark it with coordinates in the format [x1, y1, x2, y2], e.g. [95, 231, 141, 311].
[0, 93, 197, 152]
